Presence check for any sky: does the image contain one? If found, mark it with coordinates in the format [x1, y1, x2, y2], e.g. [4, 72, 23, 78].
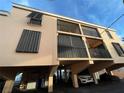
[0, 0, 124, 38]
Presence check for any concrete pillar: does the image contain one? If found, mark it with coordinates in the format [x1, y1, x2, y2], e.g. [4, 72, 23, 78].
[109, 71, 113, 75]
[92, 73, 98, 85]
[71, 74, 79, 88]
[48, 66, 58, 93]
[96, 72, 100, 80]
[106, 69, 113, 75]
[2, 80, 15, 93]
[70, 61, 91, 88]
[48, 76, 53, 93]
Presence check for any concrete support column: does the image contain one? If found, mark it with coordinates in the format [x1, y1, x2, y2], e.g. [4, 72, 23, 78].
[109, 71, 113, 75]
[48, 66, 58, 93]
[106, 69, 113, 75]
[71, 73, 79, 88]
[48, 76, 53, 93]
[92, 73, 98, 85]
[70, 61, 91, 88]
[2, 80, 15, 93]
[96, 72, 100, 80]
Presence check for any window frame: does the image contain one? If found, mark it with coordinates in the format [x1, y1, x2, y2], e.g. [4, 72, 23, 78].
[57, 19, 81, 34]
[112, 43, 124, 57]
[81, 26, 101, 38]
[106, 31, 113, 39]
[27, 11, 43, 25]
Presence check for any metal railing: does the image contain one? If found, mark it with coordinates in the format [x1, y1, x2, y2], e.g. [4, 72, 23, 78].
[58, 46, 88, 58]
[89, 48, 111, 58]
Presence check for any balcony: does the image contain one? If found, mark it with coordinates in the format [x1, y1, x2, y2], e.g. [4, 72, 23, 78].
[89, 48, 111, 58]
[58, 34, 88, 58]
[58, 46, 88, 58]
[86, 38, 111, 58]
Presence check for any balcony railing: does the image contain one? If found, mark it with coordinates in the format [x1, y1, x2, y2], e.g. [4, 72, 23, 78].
[89, 48, 111, 58]
[58, 34, 88, 58]
[58, 46, 88, 58]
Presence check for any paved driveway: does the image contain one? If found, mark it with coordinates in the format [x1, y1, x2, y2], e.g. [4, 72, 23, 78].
[12, 80, 124, 93]
[54, 80, 124, 93]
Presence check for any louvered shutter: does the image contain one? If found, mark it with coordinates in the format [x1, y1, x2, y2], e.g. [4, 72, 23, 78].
[16, 29, 41, 53]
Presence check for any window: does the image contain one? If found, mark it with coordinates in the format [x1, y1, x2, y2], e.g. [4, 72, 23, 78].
[86, 38, 111, 58]
[58, 34, 88, 58]
[16, 29, 41, 53]
[112, 43, 124, 57]
[57, 20, 81, 34]
[82, 26, 101, 37]
[106, 31, 113, 39]
[27, 12, 42, 25]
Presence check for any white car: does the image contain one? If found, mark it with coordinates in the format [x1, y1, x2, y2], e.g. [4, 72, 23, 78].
[78, 75, 94, 84]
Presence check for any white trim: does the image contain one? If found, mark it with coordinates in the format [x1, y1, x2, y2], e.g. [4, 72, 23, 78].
[58, 58, 89, 61]
[12, 2, 116, 32]
[0, 10, 10, 16]
[58, 58, 113, 61]
[91, 58, 113, 61]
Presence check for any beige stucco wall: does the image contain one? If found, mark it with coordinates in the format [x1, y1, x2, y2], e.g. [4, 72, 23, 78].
[0, 7, 59, 66]
[98, 28, 124, 64]
[0, 6, 124, 67]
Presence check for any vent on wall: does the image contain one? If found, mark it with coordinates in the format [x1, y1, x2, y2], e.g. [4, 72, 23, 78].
[27, 12, 43, 25]
[16, 29, 41, 53]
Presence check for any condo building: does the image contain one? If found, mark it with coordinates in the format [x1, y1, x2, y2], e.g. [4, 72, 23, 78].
[0, 3, 124, 93]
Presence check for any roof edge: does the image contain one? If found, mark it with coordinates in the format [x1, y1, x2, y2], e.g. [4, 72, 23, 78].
[12, 2, 116, 32]
[0, 10, 10, 16]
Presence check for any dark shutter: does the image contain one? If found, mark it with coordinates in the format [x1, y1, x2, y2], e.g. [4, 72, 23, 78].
[27, 12, 42, 25]
[27, 12, 42, 18]
[112, 43, 124, 56]
[58, 34, 88, 58]
[16, 29, 41, 53]
[27, 12, 37, 17]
